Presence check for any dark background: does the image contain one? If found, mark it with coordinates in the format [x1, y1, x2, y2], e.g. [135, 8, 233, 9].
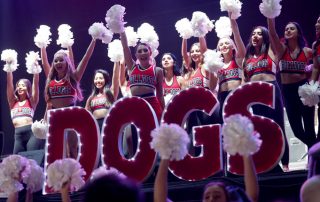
[0, 0, 319, 155]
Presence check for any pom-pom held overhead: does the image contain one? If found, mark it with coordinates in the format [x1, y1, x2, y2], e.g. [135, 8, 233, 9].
[203, 49, 224, 74]
[0, 155, 31, 195]
[150, 123, 190, 161]
[259, 0, 282, 19]
[105, 4, 126, 34]
[190, 11, 214, 37]
[34, 25, 52, 48]
[31, 119, 48, 139]
[25, 51, 42, 74]
[215, 16, 232, 38]
[88, 22, 113, 44]
[46, 158, 86, 192]
[137, 23, 160, 58]
[1, 49, 19, 72]
[108, 39, 123, 62]
[222, 114, 262, 156]
[298, 81, 320, 107]
[125, 26, 139, 47]
[57, 24, 74, 48]
[175, 18, 194, 39]
[220, 0, 242, 20]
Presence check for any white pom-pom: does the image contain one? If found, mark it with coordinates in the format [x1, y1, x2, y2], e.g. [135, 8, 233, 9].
[1, 49, 19, 72]
[137, 23, 160, 58]
[175, 18, 194, 39]
[222, 114, 262, 156]
[105, 4, 126, 33]
[46, 158, 86, 192]
[215, 16, 232, 38]
[259, 0, 282, 19]
[0, 155, 31, 194]
[108, 39, 124, 62]
[34, 25, 52, 48]
[22, 159, 44, 193]
[220, 0, 242, 20]
[190, 11, 215, 37]
[150, 123, 190, 161]
[125, 26, 139, 47]
[298, 81, 320, 107]
[31, 119, 48, 139]
[90, 166, 126, 181]
[25, 51, 42, 74]
[57, 24, 74, 48]
[203, 49, 224, 73]
[88, 22, 113, 44]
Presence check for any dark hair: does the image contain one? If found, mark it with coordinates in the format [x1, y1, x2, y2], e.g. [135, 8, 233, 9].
[244, 26, 270, 62]
[83, 174, 145, 202]
[15, 79, 32, 100]
[134, 42, 152, 54]
[203, 181, 251, 202]
[161, 53, 181, 76]
[203, 181, 229, 201]
[284, 22, 307, 48]
[189, 42, 201, 69]
[89, 69, 114, 104]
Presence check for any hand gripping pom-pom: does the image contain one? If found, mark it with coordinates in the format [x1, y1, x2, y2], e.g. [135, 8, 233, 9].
[222, 114, 262, 156]
[150, 123, 190, 161]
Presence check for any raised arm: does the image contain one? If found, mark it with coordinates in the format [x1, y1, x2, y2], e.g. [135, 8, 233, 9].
[181, 38, 191, 68]
[311, 42, 320, 81]
[110, 62, 120, 100]
[229, 13, 246, 60]
[120, 32, 135, 70]
[267, 18, 285, 59]
[67, 46, 75, 68]
[6, 72, 15, 108]
[119, 60, 127, 87]
[30, 73, 40, 110]
[40, 47, 51, 77]
[156, 67, 165, 109]
[73, 38, 96, 82]
[243, 156, 259, 202]
[199, 36, 208, 54]
[154, 159, 171, 202]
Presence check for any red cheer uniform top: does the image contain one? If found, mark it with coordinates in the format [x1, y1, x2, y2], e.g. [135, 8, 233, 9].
[187, 67, 209, 88]
[90, 94, 111, 112]
[217, 60, 242, 86]
[279, 49, 308, 74]
[163, 76, 181, 96]
[129, 64, 157, 90]
[11, 99, 34, 120]
[48, 78, 77, 99]
[244, 54, 276, 80]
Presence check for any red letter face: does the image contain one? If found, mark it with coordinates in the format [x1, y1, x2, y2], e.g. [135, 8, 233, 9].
[223, 82, 284, 174]
[162, 87, 223, 181]
[102, 97, 158, 182]
[44, 107, 99, 194]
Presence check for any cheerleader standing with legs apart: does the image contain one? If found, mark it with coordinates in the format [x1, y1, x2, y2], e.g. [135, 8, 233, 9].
[120, 35, 164, 122]
[267, 15, 317, 151]
[2, 49, 45, 154]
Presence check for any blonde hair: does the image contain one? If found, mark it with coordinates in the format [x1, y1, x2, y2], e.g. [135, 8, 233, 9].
[44, 50, 83, 103]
